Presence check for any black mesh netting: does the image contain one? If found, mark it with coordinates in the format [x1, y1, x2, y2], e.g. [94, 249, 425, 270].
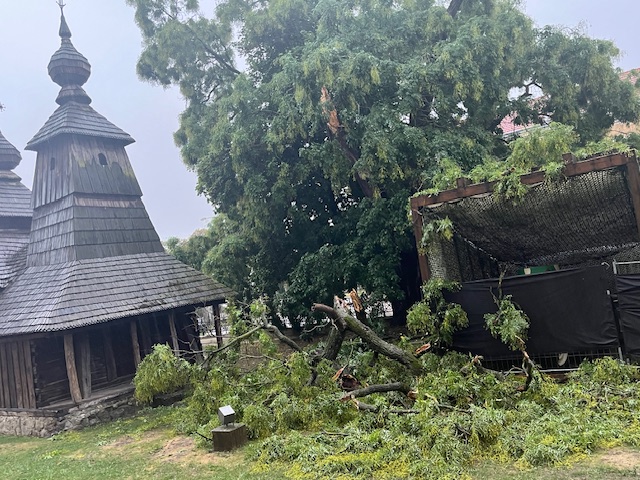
[422, 167, 640, 278]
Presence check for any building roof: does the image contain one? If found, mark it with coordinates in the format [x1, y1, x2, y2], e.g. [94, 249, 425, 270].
[0, 237, 28, 289]
[26, 102, 135, 150]
[0, 130, 22, 170]
[0, 252, 234, 336]
[0, 130, 32, 290]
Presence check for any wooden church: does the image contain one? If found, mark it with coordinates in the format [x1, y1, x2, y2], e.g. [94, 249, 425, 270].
[0, 10, 233, 411]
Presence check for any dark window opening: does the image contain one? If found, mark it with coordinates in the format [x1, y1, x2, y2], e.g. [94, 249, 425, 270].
[98, 153, 108, 166]
[50, 157, 56, 170]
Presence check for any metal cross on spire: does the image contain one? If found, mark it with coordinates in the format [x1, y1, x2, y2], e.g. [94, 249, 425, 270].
[57, 0, 66, 13]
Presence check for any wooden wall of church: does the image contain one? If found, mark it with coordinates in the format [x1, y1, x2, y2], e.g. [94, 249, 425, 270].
[33, 336, 70, 408]
[0, 340, 37, 409]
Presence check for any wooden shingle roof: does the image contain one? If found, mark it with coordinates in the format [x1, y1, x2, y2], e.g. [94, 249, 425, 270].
[0, 130, 22, 170]
[25, 102, 135, 150]
[0, 174, 33, 218]
[0, 252, 234, 335]
[0, 238, 28, 289]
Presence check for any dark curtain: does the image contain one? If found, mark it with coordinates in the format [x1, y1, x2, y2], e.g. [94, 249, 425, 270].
[447, 266, 618, 357]
[614, 274, 640, 357]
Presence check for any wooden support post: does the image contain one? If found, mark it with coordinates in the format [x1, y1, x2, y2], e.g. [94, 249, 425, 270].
[0, 344, 10, 408]
[64, 334, 82, 404]
[213, 304, 224, 349]
[103, 330, 118, 382]
[169, 313, 180, 356]
[186, 319, 204, 364]
[625, 155, 640, 238]
[77, 334, 91, 399]
[139, 319, 152, 357]
[130, 321, 141, 367]
[22, 341, 36, 409]
[410, 205, 431, 288]
[10, 343, 24, 408]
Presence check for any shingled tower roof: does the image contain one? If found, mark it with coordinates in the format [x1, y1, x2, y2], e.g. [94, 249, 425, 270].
[25, 8, 134, 150]
[0, 130, 32, 288]
[0, 9, 232, 336]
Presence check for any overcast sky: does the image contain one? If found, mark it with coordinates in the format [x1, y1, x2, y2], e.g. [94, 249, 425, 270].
[0, 1, 638, 240]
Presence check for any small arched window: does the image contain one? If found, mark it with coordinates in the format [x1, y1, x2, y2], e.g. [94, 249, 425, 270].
[50, 157, 56, 171]
[98, 153, 108, 166]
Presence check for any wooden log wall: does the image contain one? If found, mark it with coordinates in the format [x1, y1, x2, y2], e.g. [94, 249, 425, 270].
[0, 340, 36, 409]
[33, 337, 70, 407]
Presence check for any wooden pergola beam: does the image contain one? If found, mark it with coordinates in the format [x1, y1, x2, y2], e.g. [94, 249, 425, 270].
[624, 156, 640, 238]
[410, 153, 633, 209]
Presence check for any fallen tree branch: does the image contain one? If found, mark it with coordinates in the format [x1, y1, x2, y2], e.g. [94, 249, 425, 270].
[313, 299, 423, 375]
[341, 382, 412, 401]
[264, 324, 303, 353]
[351, 399, 419, 415]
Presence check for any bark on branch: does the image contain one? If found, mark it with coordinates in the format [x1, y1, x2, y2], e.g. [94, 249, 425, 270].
[341, 382, 412, 401]
[312, 300, 423, 375]
[350, 399, 419, 415]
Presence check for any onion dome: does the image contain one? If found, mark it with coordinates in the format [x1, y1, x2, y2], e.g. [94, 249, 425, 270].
[47, 8, 92, 106]
[0, 130, 21, 171]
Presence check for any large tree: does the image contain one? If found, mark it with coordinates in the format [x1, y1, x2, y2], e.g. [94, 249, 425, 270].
[127, 0, 639, 326]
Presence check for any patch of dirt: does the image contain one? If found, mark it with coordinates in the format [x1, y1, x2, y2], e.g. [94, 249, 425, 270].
[595, 447, 640, 470]
[152, 436, 242, 466]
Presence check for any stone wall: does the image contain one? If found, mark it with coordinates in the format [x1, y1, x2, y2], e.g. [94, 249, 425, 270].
[0, 409, 61, 437]
[0, 388, 138, 437]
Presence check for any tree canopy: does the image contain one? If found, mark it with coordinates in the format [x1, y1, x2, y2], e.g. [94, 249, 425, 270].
[128, 0, 640, 326]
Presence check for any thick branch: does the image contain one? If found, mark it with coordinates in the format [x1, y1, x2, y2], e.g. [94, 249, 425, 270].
[341, 382, 411, 400]
[312, 301, 423, 375]
[161, 8, 240, 76]
[447, 0, 465, 17]
[351, 399, 419, 415]
[264, 324, 303, 353]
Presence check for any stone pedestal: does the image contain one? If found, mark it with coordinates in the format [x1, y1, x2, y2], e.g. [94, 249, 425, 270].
[212, 423, 247, 451]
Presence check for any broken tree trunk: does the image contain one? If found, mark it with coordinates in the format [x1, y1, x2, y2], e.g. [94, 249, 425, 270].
[313, 299, 423, 375]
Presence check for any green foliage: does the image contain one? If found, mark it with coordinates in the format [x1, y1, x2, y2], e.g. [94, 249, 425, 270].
[421, 216, 454, 247]
[508, 123, 577, 170]
[244, 354, 640, 479]
[575, 137, 634, 160]
[484, 293, 530, 351]
[133, 344, 195, 404]
[407, 279, 468, 345]
[127, 0, 640, 325]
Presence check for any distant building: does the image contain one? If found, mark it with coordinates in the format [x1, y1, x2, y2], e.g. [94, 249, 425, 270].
[0, 9, 232, 423]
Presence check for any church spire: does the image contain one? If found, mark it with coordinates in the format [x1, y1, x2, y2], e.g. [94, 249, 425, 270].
[47, 2, 92, 106]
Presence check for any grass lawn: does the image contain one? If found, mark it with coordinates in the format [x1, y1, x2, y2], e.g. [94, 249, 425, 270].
[0, 407, 278, 480]
[0, 407, 638, 479]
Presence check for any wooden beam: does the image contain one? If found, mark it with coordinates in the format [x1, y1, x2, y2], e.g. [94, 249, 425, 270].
[138, 319, 152, 357]
[169, 312, 180, 355]
[10, 343, 23, 408]
[186, 319, 204, 364]
[411, 153, 633, 209]
[624, 155, 640, 238]
[0, 344, 10, 408]
[77, 334, 91, 399]
[63, 334, 82, 404]
[103, 330, 118, 382]
[22, 341, 36, 409]
[130, 320, 141, 367]
[212, 305, 224, 349]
